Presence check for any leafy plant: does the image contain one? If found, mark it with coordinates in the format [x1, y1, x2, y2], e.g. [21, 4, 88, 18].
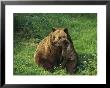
[14, 13, 97, 75]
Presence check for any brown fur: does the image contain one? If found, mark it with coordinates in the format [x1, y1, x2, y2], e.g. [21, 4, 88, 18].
[34, 28, 68, 71]
[62, 41, 78, 74]
[61, 29, 78, 74]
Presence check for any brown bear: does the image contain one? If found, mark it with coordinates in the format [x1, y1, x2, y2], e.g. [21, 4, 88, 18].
[34, 28, 69, 71]
[61, 30, 78, 74]
[61, 40, 78, 74]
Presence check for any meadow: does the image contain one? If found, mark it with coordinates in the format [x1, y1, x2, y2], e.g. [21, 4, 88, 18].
[14, 13, 97, 75]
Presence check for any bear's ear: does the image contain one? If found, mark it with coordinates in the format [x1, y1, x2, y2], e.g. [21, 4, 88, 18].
[52, 27, 56, 32]
[64, 28, 68, 34]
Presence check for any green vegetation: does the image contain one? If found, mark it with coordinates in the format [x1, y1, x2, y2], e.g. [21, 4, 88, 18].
[14, 13, 97, 75]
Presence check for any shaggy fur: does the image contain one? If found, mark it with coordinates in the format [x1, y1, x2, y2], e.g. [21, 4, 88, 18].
[34, 28, 69, 71]
[34, 28, 78, 74]
[61, 30, 78, 74]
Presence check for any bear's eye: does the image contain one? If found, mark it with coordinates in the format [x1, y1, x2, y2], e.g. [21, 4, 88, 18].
[59, 37, 61, 39]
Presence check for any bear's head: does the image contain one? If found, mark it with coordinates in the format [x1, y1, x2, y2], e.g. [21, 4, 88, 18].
[50, 28, 70, 47]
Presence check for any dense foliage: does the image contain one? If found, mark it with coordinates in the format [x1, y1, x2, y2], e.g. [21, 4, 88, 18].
[14, 13, 97, 75]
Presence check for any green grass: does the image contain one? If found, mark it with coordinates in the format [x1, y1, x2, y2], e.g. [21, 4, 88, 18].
[14, 13, 97, 75]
